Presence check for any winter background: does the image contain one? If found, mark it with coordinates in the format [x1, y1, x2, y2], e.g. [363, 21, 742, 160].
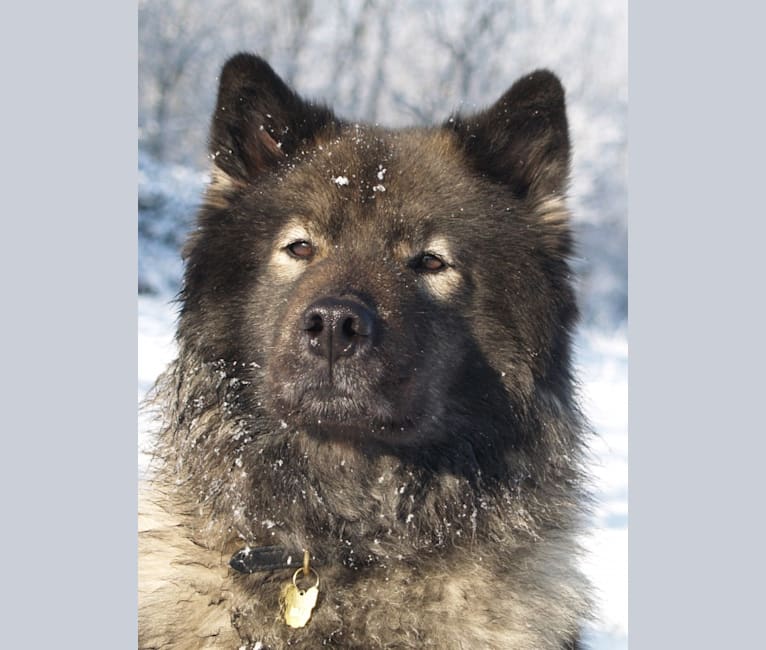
[138, 0, 627, 647]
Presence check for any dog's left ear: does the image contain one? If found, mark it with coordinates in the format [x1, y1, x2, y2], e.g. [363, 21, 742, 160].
[447, 70, 570, 202]
[208, 53, 337, 184]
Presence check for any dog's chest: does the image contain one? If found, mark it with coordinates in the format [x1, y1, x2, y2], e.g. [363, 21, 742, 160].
[228, 561, 489, 648]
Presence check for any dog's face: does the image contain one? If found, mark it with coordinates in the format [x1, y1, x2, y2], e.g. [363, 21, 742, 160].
[180, 55, 575, 448]
[246, 130, 491, 442]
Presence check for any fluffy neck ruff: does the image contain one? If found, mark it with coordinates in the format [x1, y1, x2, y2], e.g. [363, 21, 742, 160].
[148, 346, 588, 568]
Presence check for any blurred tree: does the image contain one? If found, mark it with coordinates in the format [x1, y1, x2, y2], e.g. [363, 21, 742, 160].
[139, 0, 237, 160]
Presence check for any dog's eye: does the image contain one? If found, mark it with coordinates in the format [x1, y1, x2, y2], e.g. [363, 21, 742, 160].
[415, 253, 447, 272]
[286, 240, 315, 260]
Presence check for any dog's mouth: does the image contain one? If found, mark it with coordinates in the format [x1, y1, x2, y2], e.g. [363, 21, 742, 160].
[266, 365, 431, 443]
[278, 381, 397, 425]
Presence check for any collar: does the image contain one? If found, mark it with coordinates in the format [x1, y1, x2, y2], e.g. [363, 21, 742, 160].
[230, 545, 318, 574]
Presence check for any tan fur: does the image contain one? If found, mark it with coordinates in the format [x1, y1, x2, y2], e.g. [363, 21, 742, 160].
[139, 479, 587, 649]
[139, 487, 240, 649]
[202, 166, 243, 211]
[535, 195, 569, 225]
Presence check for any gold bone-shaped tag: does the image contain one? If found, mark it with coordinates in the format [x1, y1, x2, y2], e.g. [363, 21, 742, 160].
[280, 582, 319, 628]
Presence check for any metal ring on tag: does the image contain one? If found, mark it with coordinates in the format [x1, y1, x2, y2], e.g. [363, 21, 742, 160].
[292, 567, 319, 590]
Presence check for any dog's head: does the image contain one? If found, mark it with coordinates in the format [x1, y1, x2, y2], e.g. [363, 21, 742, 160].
[179, 54, 576, 448]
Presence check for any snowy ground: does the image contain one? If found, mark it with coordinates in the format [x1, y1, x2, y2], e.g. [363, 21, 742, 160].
[137, 294, 627, 648]
[576, 328, 628, 648]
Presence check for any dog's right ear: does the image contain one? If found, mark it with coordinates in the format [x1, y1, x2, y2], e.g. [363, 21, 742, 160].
[208, 53, 337, 184]
[446, 70, 570, 203]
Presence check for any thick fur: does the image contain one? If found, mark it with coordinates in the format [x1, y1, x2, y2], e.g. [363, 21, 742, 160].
[139, 54, 591, 649]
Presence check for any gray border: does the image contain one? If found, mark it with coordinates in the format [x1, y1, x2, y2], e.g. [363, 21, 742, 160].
[5, 0, 764, 646]
[0, 3, 137, 646]
[630, 2, 766, 647]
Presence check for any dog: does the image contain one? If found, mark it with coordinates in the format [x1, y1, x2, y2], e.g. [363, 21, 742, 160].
[139, 53, 591, 649]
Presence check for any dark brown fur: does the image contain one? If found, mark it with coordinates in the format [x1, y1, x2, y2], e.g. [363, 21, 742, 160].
[139, 54, 591, 649]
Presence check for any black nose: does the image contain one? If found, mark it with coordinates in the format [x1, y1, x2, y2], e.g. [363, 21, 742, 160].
[302, 296, 376, 364]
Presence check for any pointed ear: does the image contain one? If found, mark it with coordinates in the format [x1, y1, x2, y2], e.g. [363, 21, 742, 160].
[447, 70, 570, 202]
[208, 53, 337, 182]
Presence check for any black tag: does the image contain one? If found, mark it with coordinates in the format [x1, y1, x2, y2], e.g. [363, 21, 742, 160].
[229, 545, 303, 574]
